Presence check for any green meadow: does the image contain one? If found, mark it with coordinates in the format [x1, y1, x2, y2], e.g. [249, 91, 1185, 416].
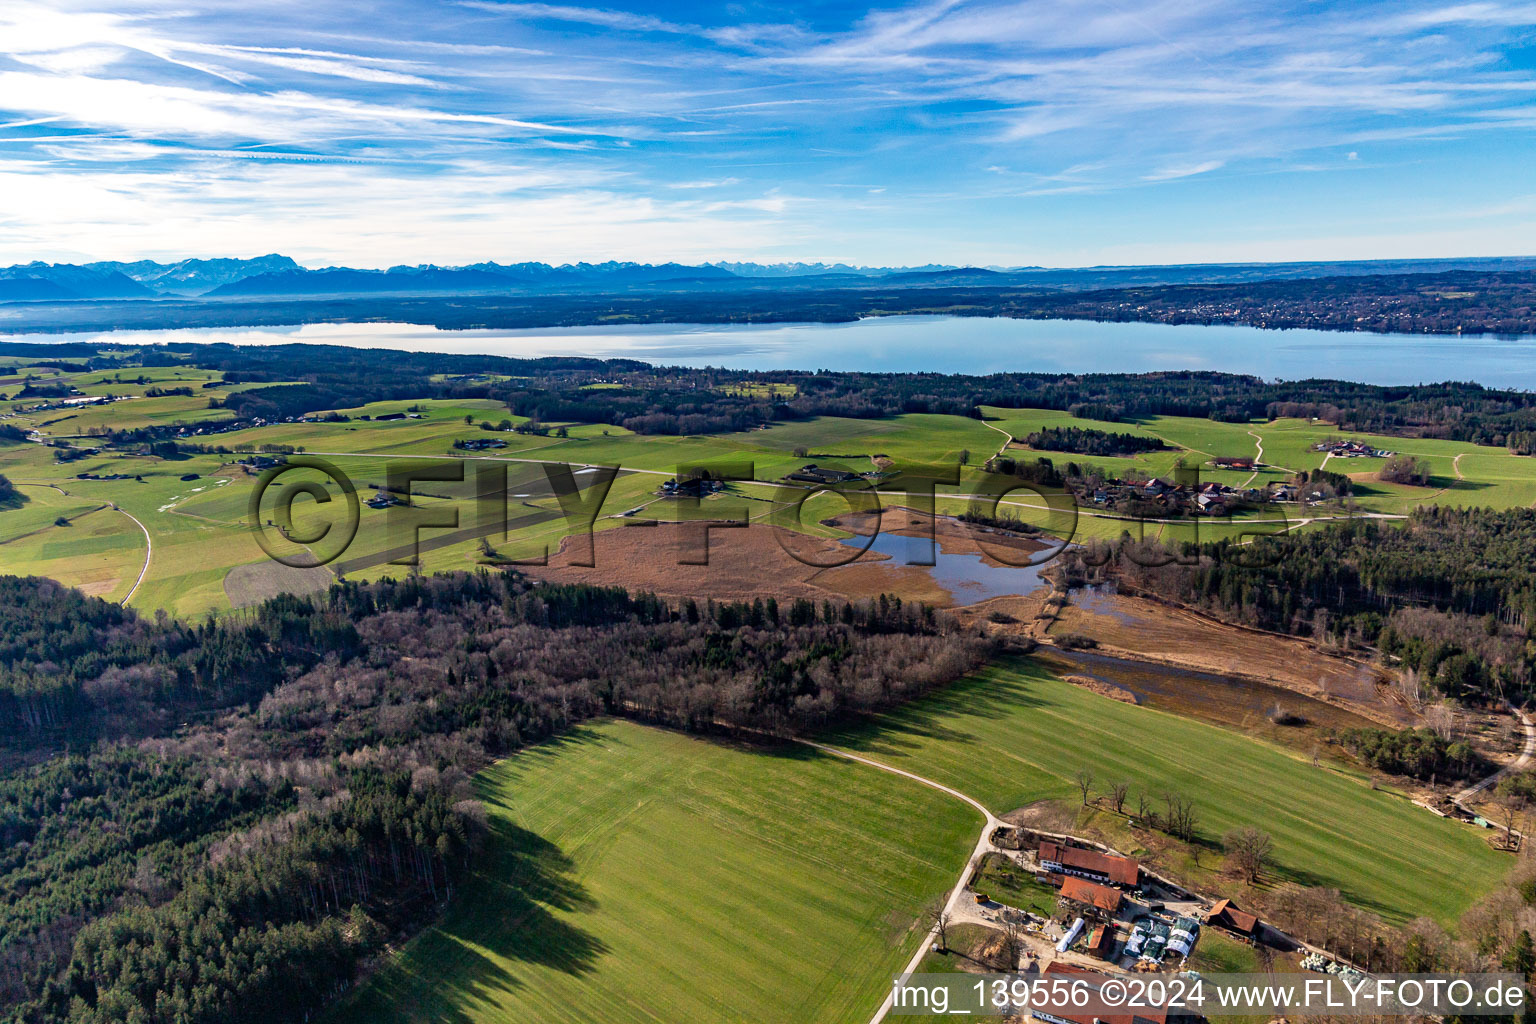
[330, 720, 976, 1024]
[329, 656, 1510, 1024]
[821, 658, 1509, 926]
[7, 360, 1536, 616]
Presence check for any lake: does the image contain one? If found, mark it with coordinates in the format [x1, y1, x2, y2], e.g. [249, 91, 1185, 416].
[9, 315, 1536, 387]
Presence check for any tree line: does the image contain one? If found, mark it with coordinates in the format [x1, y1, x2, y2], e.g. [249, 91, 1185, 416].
[1333, 726, 1483, 783]
[1022, 426, 1167, 456]
[19, 337, 1536, 448]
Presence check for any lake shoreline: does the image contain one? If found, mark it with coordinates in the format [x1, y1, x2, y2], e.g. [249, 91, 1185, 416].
[5, 313, 1536, 388]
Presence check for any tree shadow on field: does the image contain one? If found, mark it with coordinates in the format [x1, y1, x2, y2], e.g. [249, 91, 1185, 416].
[480, 723, 616, 782]
[805, 660, 1048, 760]
[1263, 860, 1399, 923]
[406, 818, 609, 1023]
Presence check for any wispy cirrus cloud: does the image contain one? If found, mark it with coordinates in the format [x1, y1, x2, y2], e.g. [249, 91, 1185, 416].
[454, 1, 701, 35]
[0, 0, 1534, 265]
[1144, 160, 1225, 181]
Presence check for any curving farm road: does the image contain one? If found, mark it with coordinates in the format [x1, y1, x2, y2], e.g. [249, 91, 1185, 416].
[795, 739, 1001, 1024]
[1239, 431, 1265, 488]
[113, 504, 152, 606]
[980, 418, 1016, 462]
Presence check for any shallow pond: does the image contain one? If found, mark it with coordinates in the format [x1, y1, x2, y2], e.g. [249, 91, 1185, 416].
[835, 528, 1063, 604]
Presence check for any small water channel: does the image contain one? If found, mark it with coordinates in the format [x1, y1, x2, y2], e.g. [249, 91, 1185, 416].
[1048, 647, 1389, 729]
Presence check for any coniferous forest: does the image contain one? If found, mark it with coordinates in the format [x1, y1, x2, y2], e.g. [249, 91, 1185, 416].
[1095, 506, 1536, 703]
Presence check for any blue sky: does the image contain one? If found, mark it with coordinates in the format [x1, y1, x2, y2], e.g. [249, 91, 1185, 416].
[0, 0, 1534, 267]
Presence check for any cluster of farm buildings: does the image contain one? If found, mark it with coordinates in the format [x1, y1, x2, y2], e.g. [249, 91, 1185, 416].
[1034, 840, 1264, 968]
[974, 832, 1270, 1008]
[965, 836, 1272, 1024]
[1083, 475, 1261, 515]
[782, 464, 866, 486]
[1312, 439, 1393, 458]
[658, 475, 727, 499]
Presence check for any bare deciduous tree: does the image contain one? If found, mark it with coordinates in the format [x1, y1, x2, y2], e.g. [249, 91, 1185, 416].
[1223, 826, 1274, 882]
[1425, 703, 1456, 742]
[1162, 792, 1199, 842]
[997, 915, 1026, 971]
[1110, 781, 1129, 815]
[1075, 768, 1094, 807]
[1397, 666, 1422, 709]
[927, 899, 953, 952]
[1497, 789, 1526, 852]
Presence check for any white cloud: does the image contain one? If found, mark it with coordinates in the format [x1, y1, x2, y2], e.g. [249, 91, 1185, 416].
[666, 177, 740, 189]
[454, 1, 699, 35]
[0, 157, 799, 266]
[0, 70, 601, 141]
[0, 0, 1534, 264]
[1143, 159, 1226, 181]
[1385, 1, 1536, 28]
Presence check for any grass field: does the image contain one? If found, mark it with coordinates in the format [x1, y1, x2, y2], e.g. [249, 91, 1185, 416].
[821, 658, 1510, 926]
[971, 852, 1058, 917]
[8, 360, 1536, 617]
[331, 720, 977, 1024]
[328, 656, 1510, 1024]
[0, 485, 144, 600]
[981, 405, 1536, 512]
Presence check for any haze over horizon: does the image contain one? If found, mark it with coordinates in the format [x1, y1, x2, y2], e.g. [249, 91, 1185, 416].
[2, 0, 1536, 269]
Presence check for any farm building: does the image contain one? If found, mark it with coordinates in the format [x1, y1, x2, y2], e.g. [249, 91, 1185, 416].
[1313, 439, 1392, 458]
[1166, 917, 1200, 959]
[1058, 876, 1122, 917]
[238, 455, 287, 471]
[785, 464, 861, 486]
[1038, 841, 1140, 887]
[1206, 898, 1260, 941]
[1083, 923, 1116, 959]
[1211, 456, 1255, 470]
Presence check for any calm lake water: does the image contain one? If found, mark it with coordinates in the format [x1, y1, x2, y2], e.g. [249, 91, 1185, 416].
[11, 315, 1536, 387]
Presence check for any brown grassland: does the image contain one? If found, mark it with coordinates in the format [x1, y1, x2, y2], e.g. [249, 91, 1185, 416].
[521, 520, 957, 605]
[1047, 591, 1407, 721]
